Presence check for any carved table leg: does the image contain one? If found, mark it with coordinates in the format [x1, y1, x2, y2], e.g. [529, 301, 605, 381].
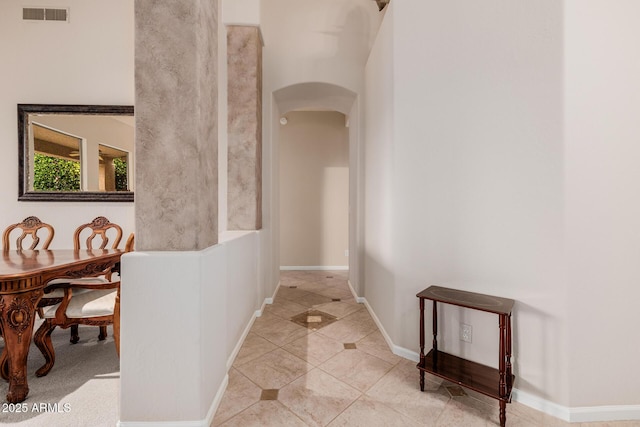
[0, 290, 41, 403]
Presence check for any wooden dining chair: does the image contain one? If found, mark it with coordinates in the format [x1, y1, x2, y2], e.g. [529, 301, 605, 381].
[2, 216, 55, 252]
[67, 216, 123, 343]
[73, 216, 123, 253]
[1, 216, 66, 317]
[33, 232, 134, 377]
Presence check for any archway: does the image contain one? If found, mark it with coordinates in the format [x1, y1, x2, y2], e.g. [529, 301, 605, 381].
[272, 82, 362, 294]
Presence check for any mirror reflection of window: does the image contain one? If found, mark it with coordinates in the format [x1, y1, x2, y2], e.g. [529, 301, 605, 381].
[32, 123, 82, 192]
[98, 144, 129, 191]
[27, 113, 134, 193]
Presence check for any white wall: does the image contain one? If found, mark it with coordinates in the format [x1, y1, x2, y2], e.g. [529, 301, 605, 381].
[222, 231, 260, 360]
[363, 6, 396, 333]
[565, 0, 640, 409]
[0, 1, 135, 245]
[222, 0, 260, 26]
[261, 0, 382, 95]
[365, 0, 569, 408]
[364, 0, 640, 418]
[120, 231, 264, 426]
[262, 96, 282, 301]
[279, 111, 349, 268]
[348, 99, 364, 294]
[120, 247, 227, 424]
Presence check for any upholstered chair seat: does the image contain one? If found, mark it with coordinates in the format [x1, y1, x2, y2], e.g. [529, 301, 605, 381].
[43, 288, 117, 319]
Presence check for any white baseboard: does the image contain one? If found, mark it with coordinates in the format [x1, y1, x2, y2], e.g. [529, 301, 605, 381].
[227, 284, 279, 370]
[359, 296, 419, 362]
[512, 388, 571, 422]
[568, 404, 640, 423]
[513, 389, 640, 422]
[261, 280, 280, 315]
[206, 373, 229, 425]
[256, 294, 275, 317]
[346, 280, 365, 304]
[280, 266, 348, 271]
[262, 297, 273, 308]
[226, 312, 258, 371]
[357, 295, 640, 424]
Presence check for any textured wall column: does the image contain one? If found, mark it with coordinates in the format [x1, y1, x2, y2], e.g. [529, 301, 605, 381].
[227, 25, 262, 230]
[135, 0, 218, 250]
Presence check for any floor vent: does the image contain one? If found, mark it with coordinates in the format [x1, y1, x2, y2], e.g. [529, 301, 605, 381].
[23, 8, 69, 22]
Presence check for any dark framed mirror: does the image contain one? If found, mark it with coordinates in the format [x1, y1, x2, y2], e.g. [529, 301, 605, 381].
[18, 104, 134, 202]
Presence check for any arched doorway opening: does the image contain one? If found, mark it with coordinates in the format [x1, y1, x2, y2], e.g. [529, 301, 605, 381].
[272, 82, 362, 294]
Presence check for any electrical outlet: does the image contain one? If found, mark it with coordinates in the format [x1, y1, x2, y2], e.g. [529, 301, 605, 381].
[460, 324, 472, 343]
[344, 249, 349, 257]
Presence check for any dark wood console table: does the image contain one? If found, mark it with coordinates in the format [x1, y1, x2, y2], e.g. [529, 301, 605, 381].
[416, 285, 515, 426]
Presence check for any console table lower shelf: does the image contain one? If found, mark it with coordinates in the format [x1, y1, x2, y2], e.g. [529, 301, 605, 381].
[417, 349, 515, 401]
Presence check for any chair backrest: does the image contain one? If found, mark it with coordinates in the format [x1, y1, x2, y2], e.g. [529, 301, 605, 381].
[124, 233, 135, 253]
[2, 216, 55, 252]
[73, 216, 123, 250]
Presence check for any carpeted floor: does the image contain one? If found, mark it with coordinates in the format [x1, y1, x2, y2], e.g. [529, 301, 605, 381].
[0, 321, 119, 426]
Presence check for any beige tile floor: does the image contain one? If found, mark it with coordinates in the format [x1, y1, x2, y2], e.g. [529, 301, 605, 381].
[212, 271, 640, 427]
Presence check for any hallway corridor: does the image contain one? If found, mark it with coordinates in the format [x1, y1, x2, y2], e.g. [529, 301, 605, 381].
[212, 271, 604, 426]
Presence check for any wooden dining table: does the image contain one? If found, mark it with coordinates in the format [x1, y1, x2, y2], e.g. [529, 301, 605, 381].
[0, 248, 123, 403]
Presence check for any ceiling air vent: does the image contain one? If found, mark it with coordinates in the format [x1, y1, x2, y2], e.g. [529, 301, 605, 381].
[23, 7, 69, 22]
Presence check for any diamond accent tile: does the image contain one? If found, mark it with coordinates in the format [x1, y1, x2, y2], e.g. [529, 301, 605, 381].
[261, 389, 279, 400]
[445, 385, 467, 397]
[290, 310, 337, 330]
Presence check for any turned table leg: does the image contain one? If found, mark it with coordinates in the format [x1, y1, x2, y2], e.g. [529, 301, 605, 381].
[506, 313, 513, 390]
[419, 297, 425, 391]
[0, 290, 41, 403]
[499, 314, 507, 427]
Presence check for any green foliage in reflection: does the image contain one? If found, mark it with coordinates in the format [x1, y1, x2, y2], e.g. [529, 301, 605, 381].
[33, 153, 80, 191]
[114, 158, 128, 191]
